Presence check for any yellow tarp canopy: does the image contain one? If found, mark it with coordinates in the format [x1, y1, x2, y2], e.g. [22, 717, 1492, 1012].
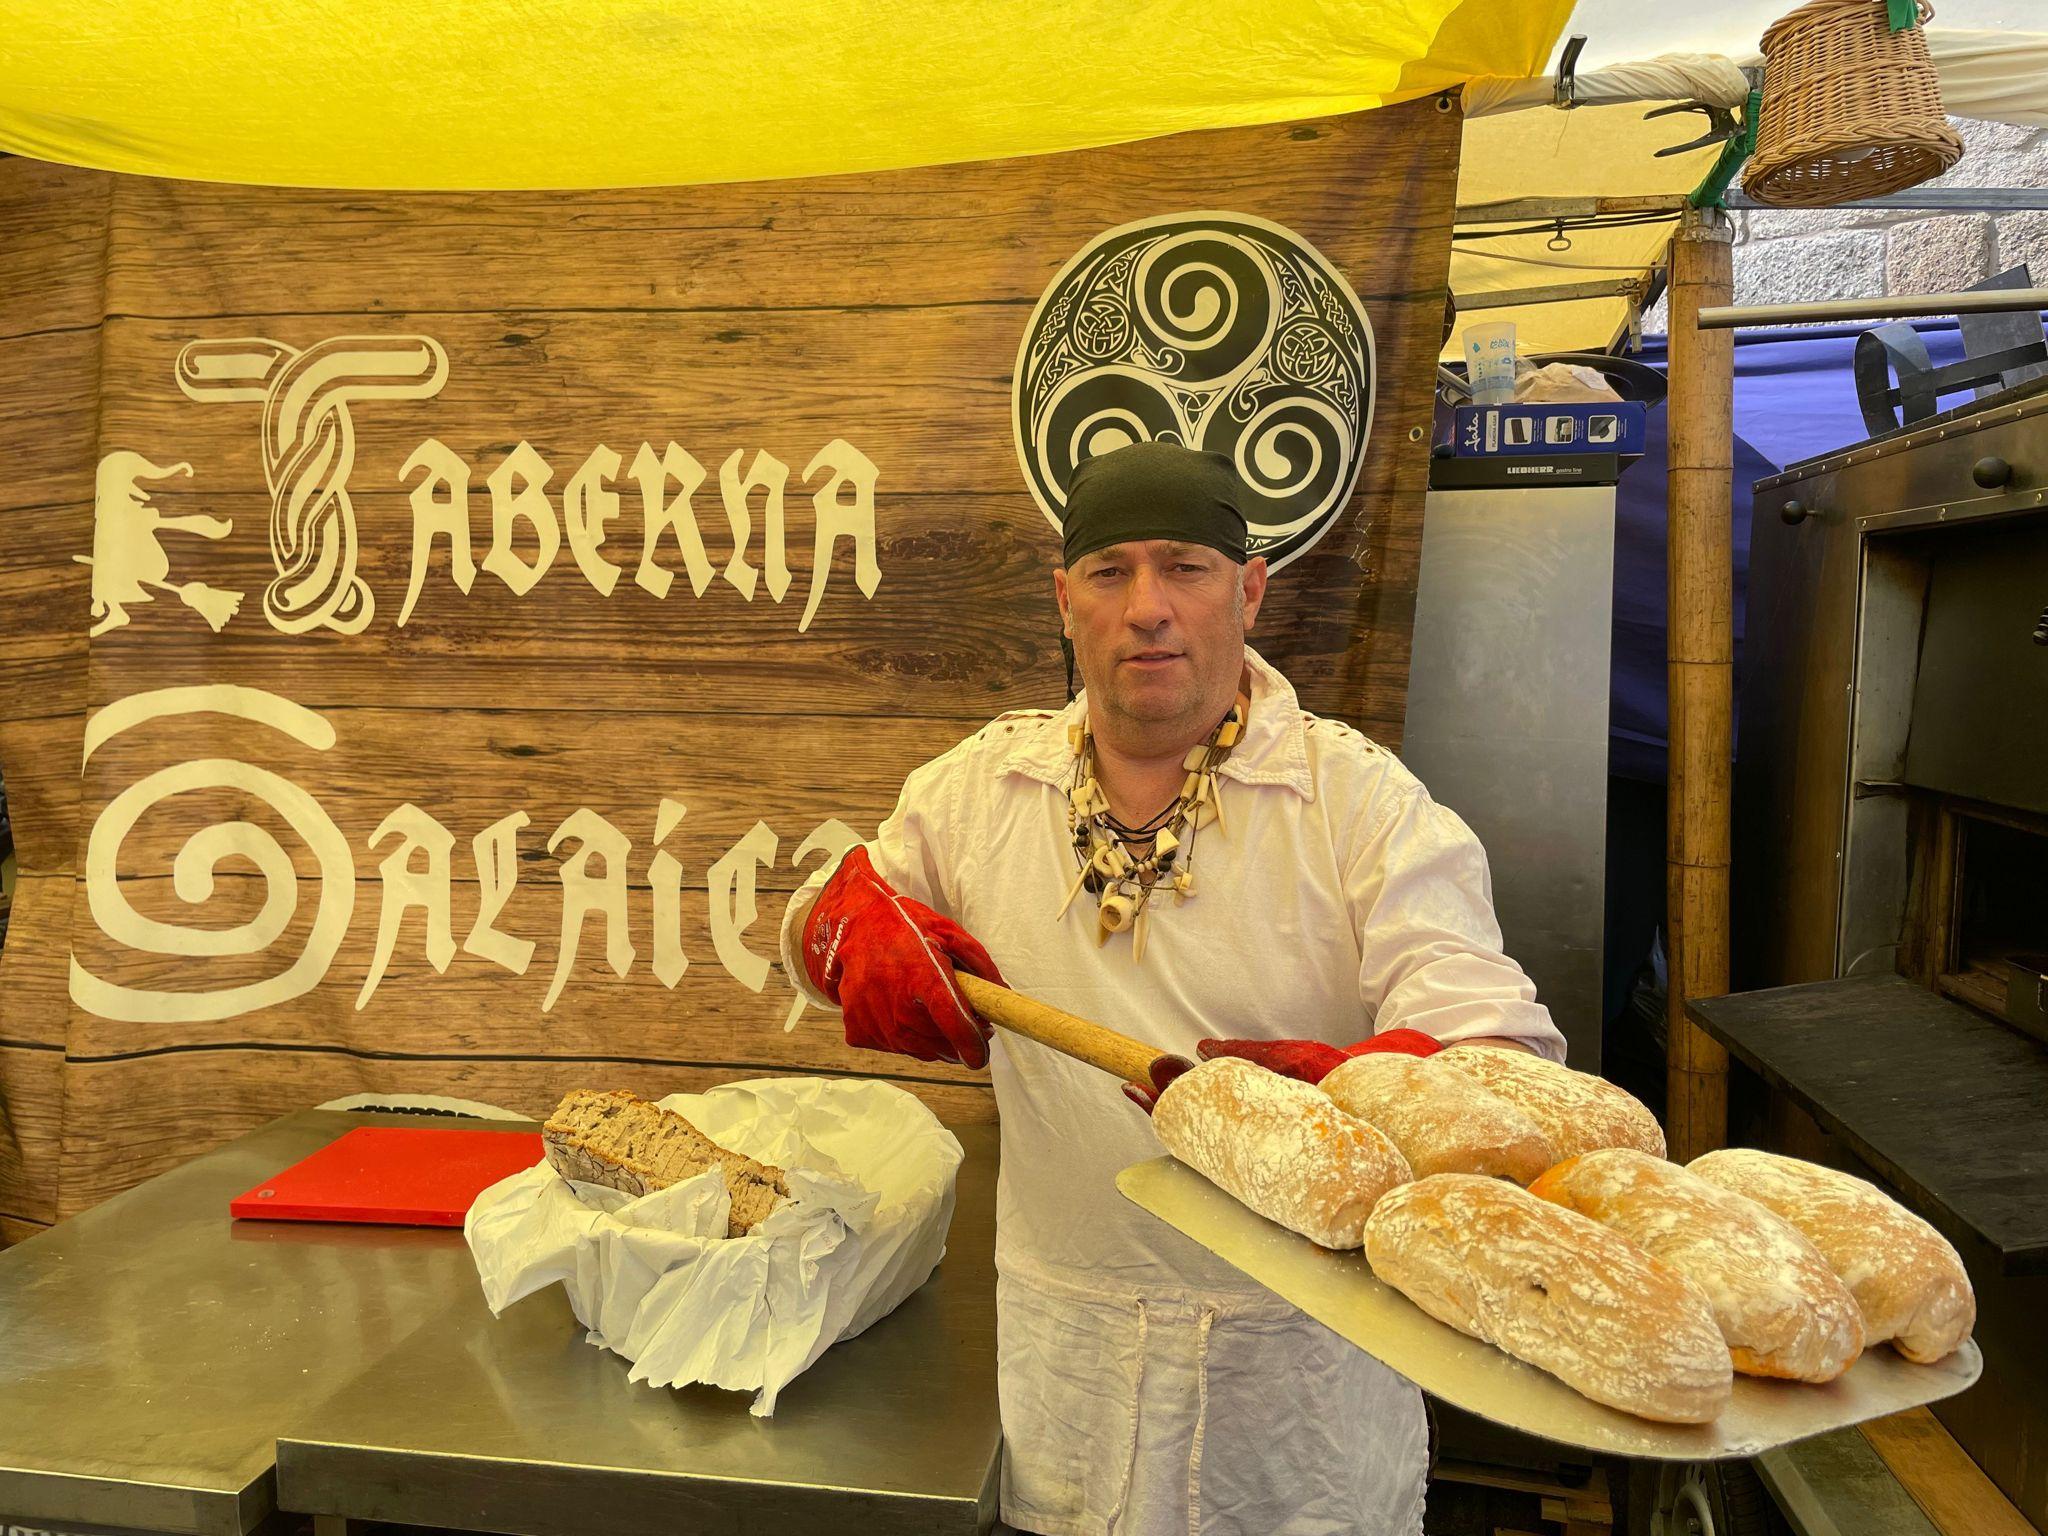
[1450, 103, 1723, 358]
[0, 0, 1570, 190]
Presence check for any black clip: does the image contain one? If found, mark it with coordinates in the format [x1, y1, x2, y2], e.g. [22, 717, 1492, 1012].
[1645, 100, 1741, 157]
[1553, 35, 1587, 110]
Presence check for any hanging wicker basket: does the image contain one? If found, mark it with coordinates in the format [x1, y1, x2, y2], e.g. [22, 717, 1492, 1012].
[1744, 0, 1963, 207]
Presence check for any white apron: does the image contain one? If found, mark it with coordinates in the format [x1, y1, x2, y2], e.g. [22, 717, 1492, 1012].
[782, 648, 1564, 1536]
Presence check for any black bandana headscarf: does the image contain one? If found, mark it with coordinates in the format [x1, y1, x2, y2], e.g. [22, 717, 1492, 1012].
[1059, 441, 1249, 569]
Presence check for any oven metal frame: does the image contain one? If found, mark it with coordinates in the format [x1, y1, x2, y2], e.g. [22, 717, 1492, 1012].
[1740, 382, 2048, 994]
[1739, 378, 2048, 1532]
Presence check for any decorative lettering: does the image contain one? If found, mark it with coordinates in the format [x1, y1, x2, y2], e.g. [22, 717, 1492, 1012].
[483, 441, 561, 596]
[564, 445, 625, 596]
[110, 338, 883, 637]
[69, 686, 357, 1022]
[801, 439, 881, 632]
[631, 441, 714, 599]
[708, 820, 779, 993]
[466, 810, 536, 975]
[544, 807, 636, 1012]
[398, 437, 476, 626]
[358, 803, 457, 1008]
[70, 688, 875, 1023]
[649, 797, 691, 989]
[175, 335, 448, 635]
[718, 448, 790, 602]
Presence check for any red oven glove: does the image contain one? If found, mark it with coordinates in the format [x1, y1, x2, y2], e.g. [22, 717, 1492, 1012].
[801, 847, 1004, 1069]
[1120, 1055, 1197, 1116]
[1193, 1028, 1443, 1085]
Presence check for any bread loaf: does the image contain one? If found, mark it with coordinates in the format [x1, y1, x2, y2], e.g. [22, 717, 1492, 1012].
[1436, 1044, 1666, 1161]
[1152, 1057, 1412, 1249]
[1321, 1052, 1556, 1184]
[1530, 1149, 1864, 1382]
[1688, 1148, 1974, 1364]
[543, 1088, 788, 1237]
[1364, 1173, 1732, 1423]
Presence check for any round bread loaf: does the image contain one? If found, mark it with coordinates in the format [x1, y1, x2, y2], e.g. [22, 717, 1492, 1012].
[1688, 1148, 1974, 1364]
[1152, 1057, 1412, 1249]
[1436, 1044, 1666, 1161]
[1321, 1052, 1556, 1184]
[1359, 1179, 1728, 1433]
[1364, 1173, 1731, 1423]
[1530, 1149, 1864, 1382]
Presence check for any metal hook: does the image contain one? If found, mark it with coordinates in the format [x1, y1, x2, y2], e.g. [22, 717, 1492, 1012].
[1546, 221, 1572, 253]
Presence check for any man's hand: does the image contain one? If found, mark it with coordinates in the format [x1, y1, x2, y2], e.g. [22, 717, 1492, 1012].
[802, 847, 1004, 1068]
[1193, 1029, 1443, 1085]
[1120, 1054, 1197, 1116]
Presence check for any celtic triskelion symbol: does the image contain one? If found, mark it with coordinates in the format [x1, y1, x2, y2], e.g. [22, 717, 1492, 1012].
[1013, 212, 1375, 570]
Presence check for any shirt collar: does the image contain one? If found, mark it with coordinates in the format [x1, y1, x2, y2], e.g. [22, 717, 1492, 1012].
[998, 645, 1315, 801]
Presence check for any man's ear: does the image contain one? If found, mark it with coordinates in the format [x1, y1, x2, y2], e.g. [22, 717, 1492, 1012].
[1239, 556, 1270, 633]
[1053, 564, 1072, 636]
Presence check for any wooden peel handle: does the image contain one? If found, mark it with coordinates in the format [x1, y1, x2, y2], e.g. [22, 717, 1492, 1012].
[953, 970, 1168, 1084]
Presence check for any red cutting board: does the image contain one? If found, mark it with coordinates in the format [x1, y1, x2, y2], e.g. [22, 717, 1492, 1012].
[229, 1126, 545, 1226]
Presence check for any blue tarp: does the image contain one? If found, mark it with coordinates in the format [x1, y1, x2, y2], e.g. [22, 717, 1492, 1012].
[1608, 319, 1979, 781]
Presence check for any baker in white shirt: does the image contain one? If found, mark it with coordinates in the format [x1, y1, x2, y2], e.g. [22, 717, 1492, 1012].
[780, 440, 1566, 1536]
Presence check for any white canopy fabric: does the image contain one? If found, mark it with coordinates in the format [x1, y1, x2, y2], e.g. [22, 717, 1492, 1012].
[1555, 1, 2041, 77]
[1451, 5, 2048, 359]
[1463, 54, 1750, 118]
[1468, 27, 2048, 124]
[1926, 29, 2048, 127]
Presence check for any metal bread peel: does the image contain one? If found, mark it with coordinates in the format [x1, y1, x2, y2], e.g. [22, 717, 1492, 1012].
[1117, 1153, 1982, 1461]
[948, 973, 1981, 1458]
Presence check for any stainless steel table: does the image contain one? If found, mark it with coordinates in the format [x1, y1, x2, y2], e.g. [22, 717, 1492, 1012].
[0, 1110, 1002, 1536]
[276, 1121, 1001, 1536]
[0, 1109, 517, 1536]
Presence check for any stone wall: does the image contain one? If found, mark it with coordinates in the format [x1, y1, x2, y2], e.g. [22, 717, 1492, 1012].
[1646, 116, 2047, 330]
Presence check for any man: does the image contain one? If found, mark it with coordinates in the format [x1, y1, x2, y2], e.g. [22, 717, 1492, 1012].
[779, 440, 1565, 1536]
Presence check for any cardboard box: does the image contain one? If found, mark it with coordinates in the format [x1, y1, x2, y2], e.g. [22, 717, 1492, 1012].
[1428, 453, 1623, 490]
[1454, 402, 1646, 457]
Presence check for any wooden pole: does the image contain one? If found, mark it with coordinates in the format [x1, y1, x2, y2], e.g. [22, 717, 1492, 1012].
[1665, 207, 1734, 1163]
[953, 971, 1169, 1085]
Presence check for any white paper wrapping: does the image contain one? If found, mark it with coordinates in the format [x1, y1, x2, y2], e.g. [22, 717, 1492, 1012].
[464, 1076, 964, 1415]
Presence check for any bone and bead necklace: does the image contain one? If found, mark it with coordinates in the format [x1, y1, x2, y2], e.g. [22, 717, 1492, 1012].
[1059, 696, 1246, 962]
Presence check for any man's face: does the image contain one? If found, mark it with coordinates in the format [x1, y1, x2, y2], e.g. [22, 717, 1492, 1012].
[1054, 539, 1269, 739]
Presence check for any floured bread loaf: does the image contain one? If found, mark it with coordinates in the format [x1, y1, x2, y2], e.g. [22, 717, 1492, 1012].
[543, 1088, 788, 1237]
[1689, 1148, 1974, 1364]
[1436, 1044, 1666, 1161]
[1321, 1052, 1555, 1184]
[1364, 1173, 1732, 1423]
[1152, 1057, 1411, 1249]
[1530, 1149, 1864, 1382]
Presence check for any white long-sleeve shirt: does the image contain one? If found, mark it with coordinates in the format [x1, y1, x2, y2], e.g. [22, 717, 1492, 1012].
[779, 645, 1565, 1536]
[781, 644, 1564, 1284]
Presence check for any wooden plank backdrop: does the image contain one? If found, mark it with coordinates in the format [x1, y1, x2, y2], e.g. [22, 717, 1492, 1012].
[0, 96, 1461, 1231]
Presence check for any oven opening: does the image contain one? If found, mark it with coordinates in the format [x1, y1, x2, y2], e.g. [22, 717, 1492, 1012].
[1939, 807, 2048, 1041]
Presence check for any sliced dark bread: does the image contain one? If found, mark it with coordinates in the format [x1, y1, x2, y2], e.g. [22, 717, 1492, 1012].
[542, 1088, 788, 1237]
